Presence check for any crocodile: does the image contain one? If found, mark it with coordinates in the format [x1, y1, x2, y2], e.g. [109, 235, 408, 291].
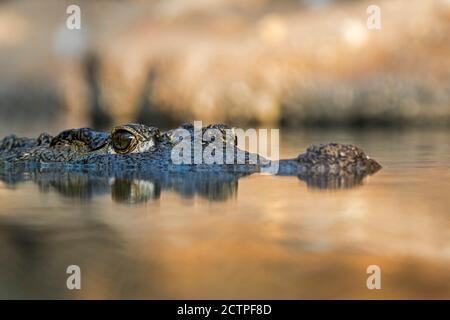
[0, 123, 381, 191]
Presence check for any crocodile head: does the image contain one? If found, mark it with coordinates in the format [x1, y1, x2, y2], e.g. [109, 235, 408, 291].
[296, 142, 382, 174]
[1, 124, 161, 163]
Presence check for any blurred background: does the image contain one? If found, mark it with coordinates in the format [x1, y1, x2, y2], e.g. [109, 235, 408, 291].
[0, 0, 449, 136]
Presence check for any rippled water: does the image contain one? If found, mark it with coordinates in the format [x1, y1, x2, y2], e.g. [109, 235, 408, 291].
[1, 129, 449, 299]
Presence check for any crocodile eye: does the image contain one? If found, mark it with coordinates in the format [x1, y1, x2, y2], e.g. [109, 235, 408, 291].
[112, 130, 135, 153]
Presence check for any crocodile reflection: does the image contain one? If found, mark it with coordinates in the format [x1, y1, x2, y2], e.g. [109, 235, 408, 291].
[297, 172, 365, 189]
[0, 169, 244, 203]
[0, 167, 370, 205]
[110, 178, 161, 204]
[109, 174, 239, 203]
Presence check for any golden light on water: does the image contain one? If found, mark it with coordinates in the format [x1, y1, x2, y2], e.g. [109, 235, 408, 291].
[1, 130, 449, 299]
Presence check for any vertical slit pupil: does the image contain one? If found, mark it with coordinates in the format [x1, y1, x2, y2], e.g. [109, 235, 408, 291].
[113, 130, 134, 151]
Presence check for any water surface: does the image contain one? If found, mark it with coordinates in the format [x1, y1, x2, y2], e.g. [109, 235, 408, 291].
[1, 129, 449, 299]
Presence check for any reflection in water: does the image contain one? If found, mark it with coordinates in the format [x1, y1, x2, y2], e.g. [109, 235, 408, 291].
[111, 178, 161, 204]
[0, 169, 248, 203]
[1, 129, 449, 299]
[0, 167, 373, 204]
[297, 172, 365, 189]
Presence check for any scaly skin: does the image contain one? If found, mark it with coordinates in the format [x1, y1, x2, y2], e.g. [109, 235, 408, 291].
[0, 123, 382, 179]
